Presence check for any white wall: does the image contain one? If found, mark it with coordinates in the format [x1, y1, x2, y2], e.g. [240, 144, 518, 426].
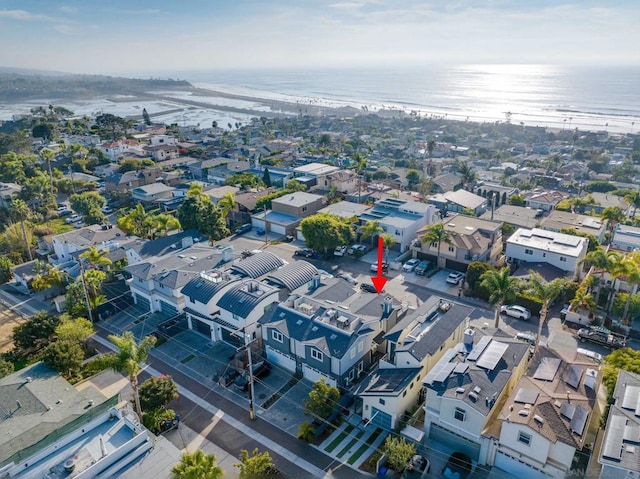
[499, 422, 551, 468]
[506, 241, 585, 274]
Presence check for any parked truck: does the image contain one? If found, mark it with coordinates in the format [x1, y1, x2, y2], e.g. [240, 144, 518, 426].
[577, 326, 627, 349]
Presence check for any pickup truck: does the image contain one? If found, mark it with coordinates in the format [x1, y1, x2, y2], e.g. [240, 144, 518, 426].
[577, 326, 627, 349]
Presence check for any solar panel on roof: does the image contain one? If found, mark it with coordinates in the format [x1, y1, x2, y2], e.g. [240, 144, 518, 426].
[467, 335, 492, 361]
[453, 363, 469, 374]
[533, 357, 562, 381]
[514, 388, 539, 404]
[602, 415, 625, 460]
[570, 405, 588, 436]
[476, 341, 509, 370]
[434, 363, 456, 383]
[565, 365, 584, 389]
[623, 423, 640, 443]
[560, 402, 576, 420]
[621, 386, 640, 411]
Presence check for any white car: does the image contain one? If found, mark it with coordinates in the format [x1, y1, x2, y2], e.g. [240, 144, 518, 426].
[338, 273, 358, 285]
[347, 244, 367, 255]
[334, 245, 348, 256]
[65, 214, 81, 224]
[101, 206, 113, 214]
[446, 272, 465, 285]
[501, 305, 532, 320]
[402, 259, 420, 272]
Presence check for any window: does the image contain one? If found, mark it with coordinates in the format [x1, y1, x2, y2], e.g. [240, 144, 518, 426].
[560, 257, 567, 262]
[232, 313, 240, 320]
[348, 369, 355, 380]
[357, 361, 364, 373]
[302, 206, 307, 212]
[379, 399, 386, 405]
[448, 246, 455, 252]
[402, 391, 407, 397]
[431, 242, 438, 248]
[311, 349, 323, 361]
[518, 431, 532, 446]
[395, 230, 401, 235]
[350, 348, 356, 359]
[524, 249, 533, 255]
[358, 341, 363, 352]
[271, 330, 283, 343]
[454, 407, 466, 422]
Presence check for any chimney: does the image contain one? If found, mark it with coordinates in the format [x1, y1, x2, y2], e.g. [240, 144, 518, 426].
[311, 274, 321, 290]
[382, 296, 393, 316]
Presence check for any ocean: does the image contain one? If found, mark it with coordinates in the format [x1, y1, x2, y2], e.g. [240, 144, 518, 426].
[182, 64, 640, 133]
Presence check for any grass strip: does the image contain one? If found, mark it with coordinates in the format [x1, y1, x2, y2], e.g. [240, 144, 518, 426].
[180, 354, 195, 364]
[326, 424, 355, 453]
[337, 429, 365, 458]
[347, 428, 383, 465]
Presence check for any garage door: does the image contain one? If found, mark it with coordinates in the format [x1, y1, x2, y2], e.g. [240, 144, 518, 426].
[430, 423, 480, 460]
[370, 407, 393, 431]
[159, 300, 178, 316]
[192, 318, 212, 339]
[134, 294, 151, 312]
[270, 223, 286, 235]
[266, 346, 296, 373]
[494, 451, 550, 479]
[222, 328, 243, 347]
[445, 259, 468, 272]
[302, 364, 336, 387]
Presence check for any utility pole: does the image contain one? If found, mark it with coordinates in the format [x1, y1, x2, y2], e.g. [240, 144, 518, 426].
[78, 259, 94, 323]
[244, 332, 256, 420]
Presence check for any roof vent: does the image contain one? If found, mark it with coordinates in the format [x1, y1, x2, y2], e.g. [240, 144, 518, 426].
[468, 391, 478, 402]
[518, 409, 529, 417]
[456, 387, 465, 394]
[533, 415, 545, 426]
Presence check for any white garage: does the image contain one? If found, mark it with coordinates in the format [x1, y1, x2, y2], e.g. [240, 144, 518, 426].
[266, 346, 296, 373]
[494, 451, 551, 479]
[302, 364, 337, 387]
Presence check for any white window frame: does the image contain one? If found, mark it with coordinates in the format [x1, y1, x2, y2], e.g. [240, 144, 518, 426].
[518, 431, 532, 446]
[454, 407, 466, 422]
[311, 348, 323, 361]
[271, 330, 283, 343]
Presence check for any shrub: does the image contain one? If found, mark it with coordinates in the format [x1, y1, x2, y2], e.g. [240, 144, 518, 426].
[297, 422, 316, 442]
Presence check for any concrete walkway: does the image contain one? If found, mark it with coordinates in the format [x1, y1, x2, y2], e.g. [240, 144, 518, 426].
[318, 418, 387, 470]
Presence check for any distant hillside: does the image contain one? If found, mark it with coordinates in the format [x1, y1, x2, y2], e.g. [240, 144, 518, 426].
[0, 71, 193, 102]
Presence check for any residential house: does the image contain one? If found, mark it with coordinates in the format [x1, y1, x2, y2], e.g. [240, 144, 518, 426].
[610, 223, 640, 252]
[432, 173, 463, 193]
[149, 134, 177, 146]
[0, 182, 22, 209]
[126, 242, 234, 315]
[523, 189, 569, 212]
[480, 205, 541, 231]
[584, 192, 630, 216]
[598, 369, 640, 479]
[540, 210, 608, 243]
[317, 201, 372, 220]
[359, 198, 438, 253]
[105, 167, 163, 194]
[322, 169, 358, 195]
[143, 143, 179, 162]
[423, 329, 530, 463]
[414, 214, 503, 270]
[259, 276, 407, 387]
[492, 347, 600, 479]
[123, 230, 205, 266]
[428, 189, 488, 216]
[131, 183, 176, 204]
[188, 157, 233, 181]
[207, 159, 252, 185]
[252, 192, 324, 236]
[51, 224, 128, 266]
[288, 162, 340, 190]
[231, 189, 276, 227]
[356, 296, 473, 430]
[506, 228, 589, 276]
[61, 133, 101, 148]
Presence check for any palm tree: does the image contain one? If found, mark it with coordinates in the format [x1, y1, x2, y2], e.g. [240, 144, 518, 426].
[618, 252, 640, 324]
[218, 192, 236, 226]
[154, 213, 181, 237]
[171, 450, 224, 479]
[624, 191, 640, 219]
[523, 272, 566, 350]
[381, 233, 396, 262]
[480, 267, 520, 328]
[454, 159, 477, 188]
[580, 247, 611, 302]
[96, 331, 157, 418]
[10, 199, 33, 261]
[80, 246, 112, 270]
[421, 223, 451, 270]
[601, 206, 625, 235]
[360, 220, 384, 247]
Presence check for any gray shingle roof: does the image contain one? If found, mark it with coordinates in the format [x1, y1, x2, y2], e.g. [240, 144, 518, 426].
[265, 261, 319, 291]
[230, 252, 284, 278]
[355, 368, 421, 396]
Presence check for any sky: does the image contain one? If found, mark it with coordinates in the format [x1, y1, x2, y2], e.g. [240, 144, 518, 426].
[0, 0, 638, 75]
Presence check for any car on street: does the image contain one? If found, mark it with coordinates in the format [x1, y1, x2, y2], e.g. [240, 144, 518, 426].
[334, 245, 348, 256]
[347, 244, 367, 255]
[101, 206, 113, 214]
[446, 271, 465, 285]
[235, 223, 252, 235]
[402, 258, 420, 272]
[294, 248, 315, 258]
[338, 273, 358, 285]
[65, 214, 81, 224]
[414, 261, 431, 275]
[370, 261, 389, 273]
[501, 304, 532, 320]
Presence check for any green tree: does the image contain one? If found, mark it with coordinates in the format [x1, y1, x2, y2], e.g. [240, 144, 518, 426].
[262, 168, 272, 187]
[177, 195, 201, 231]
[235, 448, 279, 478]
[143, 408, 177, 434]
[95, 332, 157, 418]
[118, 158, 144, 173]
[480, 266, 521, 328]
[154, 213, 181, 237]
[381, 436, 416, 472]
[118, 204, 156, 239]
[300, 213, 354, 254]
[139, 375, 179, 411]
[406, 169, 420, 186]
[95, 113, 127, 141]
[12, 311, 61, 355]
[0, 358, 14, 378]
[381, 233, 396, 262]
[421, 223, 451, 270]
[601, 206, 625, 234]
[0, 256, 14, 284]
[286, 179, 306, 192]
[42, 339, 84, 376]
[55, 316, 94, 343]
[218, 192, 236, 224]
[509, 194, 525, 206]
[455, 159, 477, 187]
[142, 108, 151, 126]
[522, 272, 566, 350]
[10, 198, 33, 261]
[602, 348, 640, 399]
[615, 252, 640, 323]
[297, 422, 316, 442]
[171, 450, 224, 479]
[70, 191, 107, 218]
[359, 220, 384, 247]
[304, 378, 340, 420]
[80, 246, 112, 270]
[465, 262, 495, 300]
[197, 200, 229, 244]
[625, 190, 640, 219]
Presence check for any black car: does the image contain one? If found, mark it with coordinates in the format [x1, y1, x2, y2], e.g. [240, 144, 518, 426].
[360, 283, 382, 293]
[283, 235, 295, 243]
[233, 361, 271, 391]
[295, 248, 315, 258]
[442, 452, 473, 479]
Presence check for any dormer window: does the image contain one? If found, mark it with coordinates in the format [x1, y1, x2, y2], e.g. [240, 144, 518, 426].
[311, 349, 323, 361]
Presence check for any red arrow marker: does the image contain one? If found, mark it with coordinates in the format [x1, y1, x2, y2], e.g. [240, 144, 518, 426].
[371, 236, 387, 294]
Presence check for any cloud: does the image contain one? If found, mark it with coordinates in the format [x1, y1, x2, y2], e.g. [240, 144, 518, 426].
[102, 8, 162, 15]
[53, 24, 77, 35]
[60, 6, 78, 14]
[0, 9, 53, 21]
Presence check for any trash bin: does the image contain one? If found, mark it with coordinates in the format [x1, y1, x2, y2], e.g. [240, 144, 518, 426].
[377, 465, 388, 478]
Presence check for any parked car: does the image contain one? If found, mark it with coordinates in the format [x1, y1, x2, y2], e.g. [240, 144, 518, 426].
[233, 361, 271, 392]
[501, 304, 532, 320]
[407, 454, 430, 474]
[235, 223, 252, 235]
[515, 332, 536, 345]
[256, 228, 265, 236]
[58, 208, 72, 216]
[334, 245, 348, 256]
[370, 261, 389, 273]
[101, 206, 113, 214]
[446, 272, 465, 285]
[295, 248, 315, 258]
[65, 214, 81, 224]
[283, 235, 295, 243]
[414, 261, 431, 275]
[347, 244, 367, 255]
[402, 258, 420, 272]
[338, 273, 358, 285]
[317, 269, 334, 278]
